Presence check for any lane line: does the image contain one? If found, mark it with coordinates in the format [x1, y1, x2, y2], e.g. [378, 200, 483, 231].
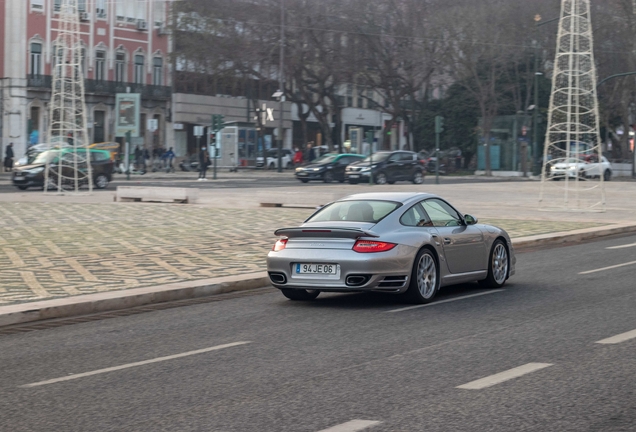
[456, 363, 553, 390]
[596, 329, 636, 345]
[386, 290, 504, 313]
[317, 420, 382, 432]
[20, 341, 251, 388]
[579, 260, 636, 275]
[606, 242, 636, 250]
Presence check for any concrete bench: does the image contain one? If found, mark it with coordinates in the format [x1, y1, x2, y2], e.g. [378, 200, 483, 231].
[116, 186, 198, 204]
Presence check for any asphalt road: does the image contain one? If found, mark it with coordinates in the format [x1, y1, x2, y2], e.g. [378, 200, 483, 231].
[1, 235, 636, 431]
[0, 172, 530, 193]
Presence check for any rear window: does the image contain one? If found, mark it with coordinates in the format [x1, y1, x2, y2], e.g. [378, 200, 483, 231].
[307, 200, 401, 223]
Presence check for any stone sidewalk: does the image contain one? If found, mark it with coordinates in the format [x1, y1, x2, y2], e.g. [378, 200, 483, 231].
[0, 200, 603, 305]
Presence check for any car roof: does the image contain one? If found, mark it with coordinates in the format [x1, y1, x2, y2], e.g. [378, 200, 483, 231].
[338, 192, 439, 204]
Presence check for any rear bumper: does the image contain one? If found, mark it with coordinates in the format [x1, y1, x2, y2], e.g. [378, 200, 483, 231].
[267, 245, 415, 293]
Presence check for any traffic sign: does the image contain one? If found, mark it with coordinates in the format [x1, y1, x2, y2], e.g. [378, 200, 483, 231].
[147, 118, 158, 132]
[194, 126, 205, 136]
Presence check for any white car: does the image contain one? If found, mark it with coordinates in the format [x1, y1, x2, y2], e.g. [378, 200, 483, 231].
[256, 148, 293, 169]
[549, 156, 612, 181]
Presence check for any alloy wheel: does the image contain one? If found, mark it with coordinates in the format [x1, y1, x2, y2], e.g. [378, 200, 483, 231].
[492, 243, 508, 285]
[376, 173, 387, 185]
[417, 253, 437, 299]
[413, 171, 424, 184]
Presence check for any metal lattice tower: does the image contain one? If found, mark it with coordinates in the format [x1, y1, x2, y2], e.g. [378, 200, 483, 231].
[45, 0, 92, 193]
[539, 0, 604, 212]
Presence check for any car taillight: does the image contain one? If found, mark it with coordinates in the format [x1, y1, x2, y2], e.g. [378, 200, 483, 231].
[352, 240, 396, 253]
[272, 238, 288, 252]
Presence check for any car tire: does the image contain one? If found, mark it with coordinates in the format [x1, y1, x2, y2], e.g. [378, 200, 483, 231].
[375, 172, 388, 185]
[94, 174, 109, 189]
[300, 179, 309, 183]
[280, 288, 320, 301]
[323, 171, 334, 183]
[339, 179, 345, 183]
[348, 180, 359, 184]
[404, 248, 439, 304]
[603, 170, 611, 181]
[413, 171, 424, 184]
[17, 186, 28, 190]
[286, 162, 293, 169]
[479, 239, 509, 288]
[388, 180, 396, 184]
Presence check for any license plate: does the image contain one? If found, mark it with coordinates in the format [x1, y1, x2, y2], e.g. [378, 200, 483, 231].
[295, 263, 337, 274]
[297, 172, 307, 176]
[348, 174, 359, 178]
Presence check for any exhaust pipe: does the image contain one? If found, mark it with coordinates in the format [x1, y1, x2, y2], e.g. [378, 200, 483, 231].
[346, 275, 369, 286]
[268, 272, 287, 284]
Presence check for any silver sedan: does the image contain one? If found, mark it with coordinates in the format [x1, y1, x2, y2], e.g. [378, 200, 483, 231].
[267, 192, 516, 303]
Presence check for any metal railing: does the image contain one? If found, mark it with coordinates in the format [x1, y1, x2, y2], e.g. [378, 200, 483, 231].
[27, 75, 171, 100]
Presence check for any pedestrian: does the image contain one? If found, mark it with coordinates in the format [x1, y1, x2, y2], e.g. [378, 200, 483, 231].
[4, 143, 14, 172]
[307, 142, 316, 162]
[162, 147, 175, 173]
[293, 147, 303, 166]
[134, 146, 142, 171]
[142, 147, 150, 172]
[198, 145, 210, 181]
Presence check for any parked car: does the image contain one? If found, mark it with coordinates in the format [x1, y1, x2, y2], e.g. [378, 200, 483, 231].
[267, 192, 515, 303]
[256, 148, 293, 170]
[295, 153, 365, 183]
[549, 156, 612, 181]
[345, 151, 425, 185]
[12, 148, 114, 190]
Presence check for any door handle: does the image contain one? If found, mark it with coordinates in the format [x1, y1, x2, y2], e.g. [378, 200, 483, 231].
[443, 238, 452, 245]
[431, 234, 440, 245]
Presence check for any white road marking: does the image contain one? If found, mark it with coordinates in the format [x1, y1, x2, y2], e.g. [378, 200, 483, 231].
[317, 420, 382, 432]
[386, 290, 504, 313]
[20, 341, 251, 388]
[456, 363, 553, 390]
[596, 329, 636, 345]
[579, 260, 636, 275]
[606, 242, 636, 250]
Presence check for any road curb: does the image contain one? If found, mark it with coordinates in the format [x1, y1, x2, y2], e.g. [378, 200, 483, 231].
[0, 272, 269, 328]
[512, 223, 636, 250]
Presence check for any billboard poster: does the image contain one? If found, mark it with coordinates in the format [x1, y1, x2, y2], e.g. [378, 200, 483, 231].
[115, 93, 140, 137]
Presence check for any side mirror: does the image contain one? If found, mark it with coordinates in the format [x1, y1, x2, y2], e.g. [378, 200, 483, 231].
[464, 214, 478, 225]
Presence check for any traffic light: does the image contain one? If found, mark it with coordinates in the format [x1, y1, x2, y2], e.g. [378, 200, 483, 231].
[435, 115, 444, 134]
[212, 114, 225, 132]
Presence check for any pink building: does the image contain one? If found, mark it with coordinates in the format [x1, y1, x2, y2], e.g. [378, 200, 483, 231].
[0, 0, 174, 159]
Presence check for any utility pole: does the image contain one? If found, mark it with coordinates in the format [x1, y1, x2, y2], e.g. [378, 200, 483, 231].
[435, 115, 444, 185]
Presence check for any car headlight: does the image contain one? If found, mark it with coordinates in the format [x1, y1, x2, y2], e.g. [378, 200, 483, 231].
[295, 167, 302, 172]
[313, 168, 321, 171]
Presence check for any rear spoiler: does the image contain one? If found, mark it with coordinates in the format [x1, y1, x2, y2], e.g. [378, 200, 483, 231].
[274, 227, 379, 239]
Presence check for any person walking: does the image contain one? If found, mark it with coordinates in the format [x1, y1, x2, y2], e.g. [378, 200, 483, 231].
[162, 147, 175, 173]
[293, 147, 303, 166]
[4, 143, 14, 172]
[198, 145, 210, 181]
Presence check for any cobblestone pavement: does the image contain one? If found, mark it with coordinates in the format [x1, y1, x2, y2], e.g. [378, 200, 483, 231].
[0, 202, 601, 305]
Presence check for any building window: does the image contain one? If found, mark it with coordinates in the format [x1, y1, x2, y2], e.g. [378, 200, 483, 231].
[95, 51, 106, 81]
[31, 0, 44, 11]
[134, 54, 144, 84]
[30, 43, 42, 76]
[346, 84, 353, 107]
[357, 86, 363, 108]
[115, 52, 126, 82]
[78, 0, 86, 12]
[54, 0, 61, 12]
[152, 57, 163, 86]
[96, 0, 106, 18]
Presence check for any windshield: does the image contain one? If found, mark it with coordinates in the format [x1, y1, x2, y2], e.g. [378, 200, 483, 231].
[312, 154, 337, 164]
[362, 152, 391, 163]
[307, 200, 402, 223]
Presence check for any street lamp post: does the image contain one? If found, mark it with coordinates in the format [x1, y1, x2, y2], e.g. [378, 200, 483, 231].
[277, 0, 285, 173]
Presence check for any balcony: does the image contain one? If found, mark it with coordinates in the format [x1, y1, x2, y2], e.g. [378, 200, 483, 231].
[27, 75, 171, 100]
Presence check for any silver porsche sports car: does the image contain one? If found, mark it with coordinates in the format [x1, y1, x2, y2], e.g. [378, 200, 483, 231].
[267, 192, 516, 304]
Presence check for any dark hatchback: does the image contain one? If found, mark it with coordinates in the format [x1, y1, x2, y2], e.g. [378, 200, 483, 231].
[345, 150, 425, 184]
[12, 149, 114, 190]
[295, 153, 365, 183]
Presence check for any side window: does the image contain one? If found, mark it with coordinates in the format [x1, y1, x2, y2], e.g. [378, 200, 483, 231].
[421, 199, 462, 227]
[338, 157, 350, 165]
[401, 153, 414, 161]
[388, 153, 400, 162]
[400, 203, 432, 227]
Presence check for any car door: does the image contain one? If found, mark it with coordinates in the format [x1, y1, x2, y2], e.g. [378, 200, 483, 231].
[421, 198, 487, 274]
[333, 156, 351, 181]
[401, 152, 417, 179]
[384, 152, 402, 180]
